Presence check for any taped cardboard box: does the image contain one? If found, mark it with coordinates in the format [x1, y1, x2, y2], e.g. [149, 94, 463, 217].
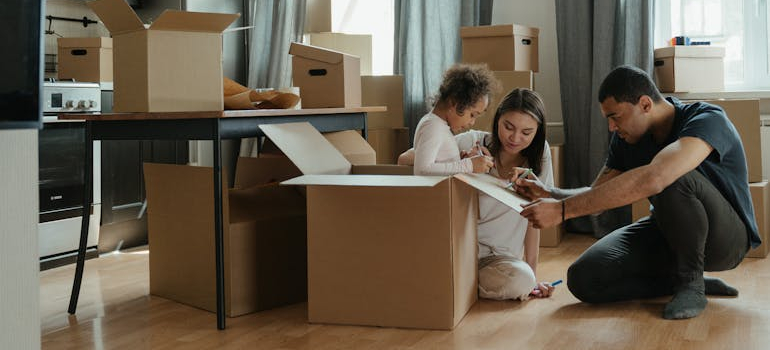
[88, 0, 239, 112]
[143, 157, 307, 317]
[367, 127, 410, 164]
[700, 99, 762, 183]
[262, 122, 530, 329]
[57, 37, 113, 83]
[654, 46, 725, 93]
[748, 181, 769, 258]
[476, 71, 534, 132]
[461, 24, 539, 72]
[362, 75, 404, 129]
[306, 33, 373, 75]
[289, 42, 361, 108]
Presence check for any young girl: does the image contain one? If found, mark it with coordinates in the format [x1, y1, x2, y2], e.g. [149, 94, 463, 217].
[412, 64, 497, 176]
[401, 88, 556, 300]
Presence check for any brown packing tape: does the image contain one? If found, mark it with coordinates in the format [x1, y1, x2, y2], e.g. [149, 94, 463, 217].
[224, 90, 256, 110]
[224, 77, 250, 97]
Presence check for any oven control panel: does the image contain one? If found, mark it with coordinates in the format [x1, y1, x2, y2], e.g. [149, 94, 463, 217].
[43, 82, 101, 114]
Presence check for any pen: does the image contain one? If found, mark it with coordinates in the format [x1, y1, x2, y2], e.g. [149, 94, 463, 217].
[504, 168, 532, 189]
[551, 279, 563, 287]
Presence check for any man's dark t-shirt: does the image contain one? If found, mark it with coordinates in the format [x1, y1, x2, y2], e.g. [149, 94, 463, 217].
[606, 97, 760, 248]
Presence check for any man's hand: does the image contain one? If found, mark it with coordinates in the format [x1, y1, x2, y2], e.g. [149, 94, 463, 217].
[510, 168, 551, 200]
[520, 198, 563, 229]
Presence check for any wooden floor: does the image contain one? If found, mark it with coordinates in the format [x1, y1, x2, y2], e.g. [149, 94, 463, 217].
[40, 233, 770, 350]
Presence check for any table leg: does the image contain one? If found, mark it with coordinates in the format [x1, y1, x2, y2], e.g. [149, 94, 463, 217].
[213, 124, 226, 330]
[68, 121, 93, 314]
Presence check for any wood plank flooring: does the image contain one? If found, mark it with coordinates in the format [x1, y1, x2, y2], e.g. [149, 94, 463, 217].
[40, 234, 770, 349]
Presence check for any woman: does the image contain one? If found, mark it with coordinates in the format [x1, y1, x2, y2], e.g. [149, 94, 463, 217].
[400, 88, 556, 300]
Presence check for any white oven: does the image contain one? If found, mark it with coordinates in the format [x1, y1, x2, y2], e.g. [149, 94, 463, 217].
[39, 81, 101, 267]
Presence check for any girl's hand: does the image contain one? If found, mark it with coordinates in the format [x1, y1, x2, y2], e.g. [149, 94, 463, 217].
[529, 281, 556, 298]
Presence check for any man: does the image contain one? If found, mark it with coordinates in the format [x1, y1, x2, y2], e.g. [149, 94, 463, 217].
[513, 65, 759, 319]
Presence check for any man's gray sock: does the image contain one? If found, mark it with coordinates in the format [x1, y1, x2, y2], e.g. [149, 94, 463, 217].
[663, 278, 707, 320]
[704, 276, 739, 296]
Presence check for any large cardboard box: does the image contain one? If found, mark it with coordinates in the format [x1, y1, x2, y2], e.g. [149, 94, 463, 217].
[701, 99, 762, 183]
[654, 46, 725, 93]
[748, 181, 769, 258]
[460, 24, 539, 72]
[289, 42, 361, 108]
[362, 75, 404, 129]
[540, 144, 564, 247]
[476, 71, 534, 132]
[304, 0, 333, 33]
[57, 37, 113, 83]
[367, 127, 410, 164]
[260, 122, 529, 329]
[306, 33, 373, 75]
[88, 0, 239, 112]
[143, 157, 307, 317]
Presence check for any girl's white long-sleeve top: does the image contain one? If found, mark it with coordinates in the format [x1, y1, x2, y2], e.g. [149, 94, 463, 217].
[412, 112, 473, 176]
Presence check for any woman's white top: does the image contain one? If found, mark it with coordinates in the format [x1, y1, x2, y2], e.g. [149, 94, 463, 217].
[413, 112, 474, 175]
[453, 130, 554, 260]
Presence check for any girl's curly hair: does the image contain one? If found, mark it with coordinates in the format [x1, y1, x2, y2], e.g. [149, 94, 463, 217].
[435, 63, 499, 115]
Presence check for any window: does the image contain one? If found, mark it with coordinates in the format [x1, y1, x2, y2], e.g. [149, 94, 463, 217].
[329, 0, 395, 75]
[655, 0, 770, 90]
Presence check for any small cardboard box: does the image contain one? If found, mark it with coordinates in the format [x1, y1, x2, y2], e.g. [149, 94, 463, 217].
[460, 24, 539, 72]
[475, 71, 534, 132]
[367, 127, 410, 164]
[540, 144, 565, 247]
[57, 37, 113, 83]
[143, 157, 307, 317]
[306, 33, 373, 75]
[748, 181, 769, 258]
[701, 99, 762, 183]
[88, 0, 239, 112]
[289, 42, 361, 108]
[654, 46, 725, 93]
[362, 75, 404, 129]
[261, 122, 529, 329]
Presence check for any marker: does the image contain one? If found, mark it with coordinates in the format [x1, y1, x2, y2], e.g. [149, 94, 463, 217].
[504, 168, 532, 189]
[551, 279, 563, 287]
[476, 142, 484, 157]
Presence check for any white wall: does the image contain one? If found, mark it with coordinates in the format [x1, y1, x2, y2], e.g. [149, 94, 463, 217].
[492, 0, 563, 127]
[0, 130, 40, 350]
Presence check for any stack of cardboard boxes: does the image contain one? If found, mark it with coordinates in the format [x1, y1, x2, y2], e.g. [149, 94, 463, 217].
[631, 98, 769, 258]
[460, 24, 565, 246]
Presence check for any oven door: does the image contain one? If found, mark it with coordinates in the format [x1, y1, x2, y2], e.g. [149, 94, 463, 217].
[38, 118, 89, 222]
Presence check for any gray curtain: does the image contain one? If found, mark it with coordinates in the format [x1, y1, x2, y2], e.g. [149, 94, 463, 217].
[394, 0, 489, 142]
[247, 0, 306, 89]
[242, 0, 306, 157]
[555, 0, 654, 235]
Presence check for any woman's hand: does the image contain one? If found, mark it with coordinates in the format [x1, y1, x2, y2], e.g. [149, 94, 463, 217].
[510, 168, 551, 200]
[471, 155, 494, 173]
[529, 281, 556, 298]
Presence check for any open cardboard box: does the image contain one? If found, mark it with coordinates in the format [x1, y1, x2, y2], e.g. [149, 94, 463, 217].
[143, 156, 307, 317]
[260, 122, 528, 330]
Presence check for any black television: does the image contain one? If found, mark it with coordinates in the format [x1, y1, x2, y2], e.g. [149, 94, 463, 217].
[0, 0, 43, 129]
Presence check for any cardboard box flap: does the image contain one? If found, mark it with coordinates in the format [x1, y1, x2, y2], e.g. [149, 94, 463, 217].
[57, 37, 113, 49]
[654, 46, 726, 59]
[323, 130, 376, 165]
[260, 122, 352, 175]
[88, 0, 145, 34]
[454, 173, 527, 213]
[282, 174, 446, 187]
[150, 10, 240, 33]
[460, 24, 539, 38]
[289, 42, 349, 64]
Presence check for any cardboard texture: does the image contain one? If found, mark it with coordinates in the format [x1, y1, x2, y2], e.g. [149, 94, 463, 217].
[362, 75, 404, 129]
[57, 37, 113, 82]
[654, 46, 725, 93]
[289, 42, 361, 108]
[304, 0, 333, 33]
[323, 130, 376, 165]
[632, 199, 652, 222]
[143, 157, 307, 317]
[748, 181, 769, 258]
[261, 122, 534, 329]
[367, 127, 410, 164]
[700, 99, 762, 183]
[476, 71, 534, 132]
[88, 0, 239, 112]
[540, 144, 564, 247]
[306, 32, 373, 75]
[461, 24, 540, 72]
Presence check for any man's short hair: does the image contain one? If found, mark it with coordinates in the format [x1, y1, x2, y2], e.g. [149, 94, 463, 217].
[597, 65, 663, 104]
